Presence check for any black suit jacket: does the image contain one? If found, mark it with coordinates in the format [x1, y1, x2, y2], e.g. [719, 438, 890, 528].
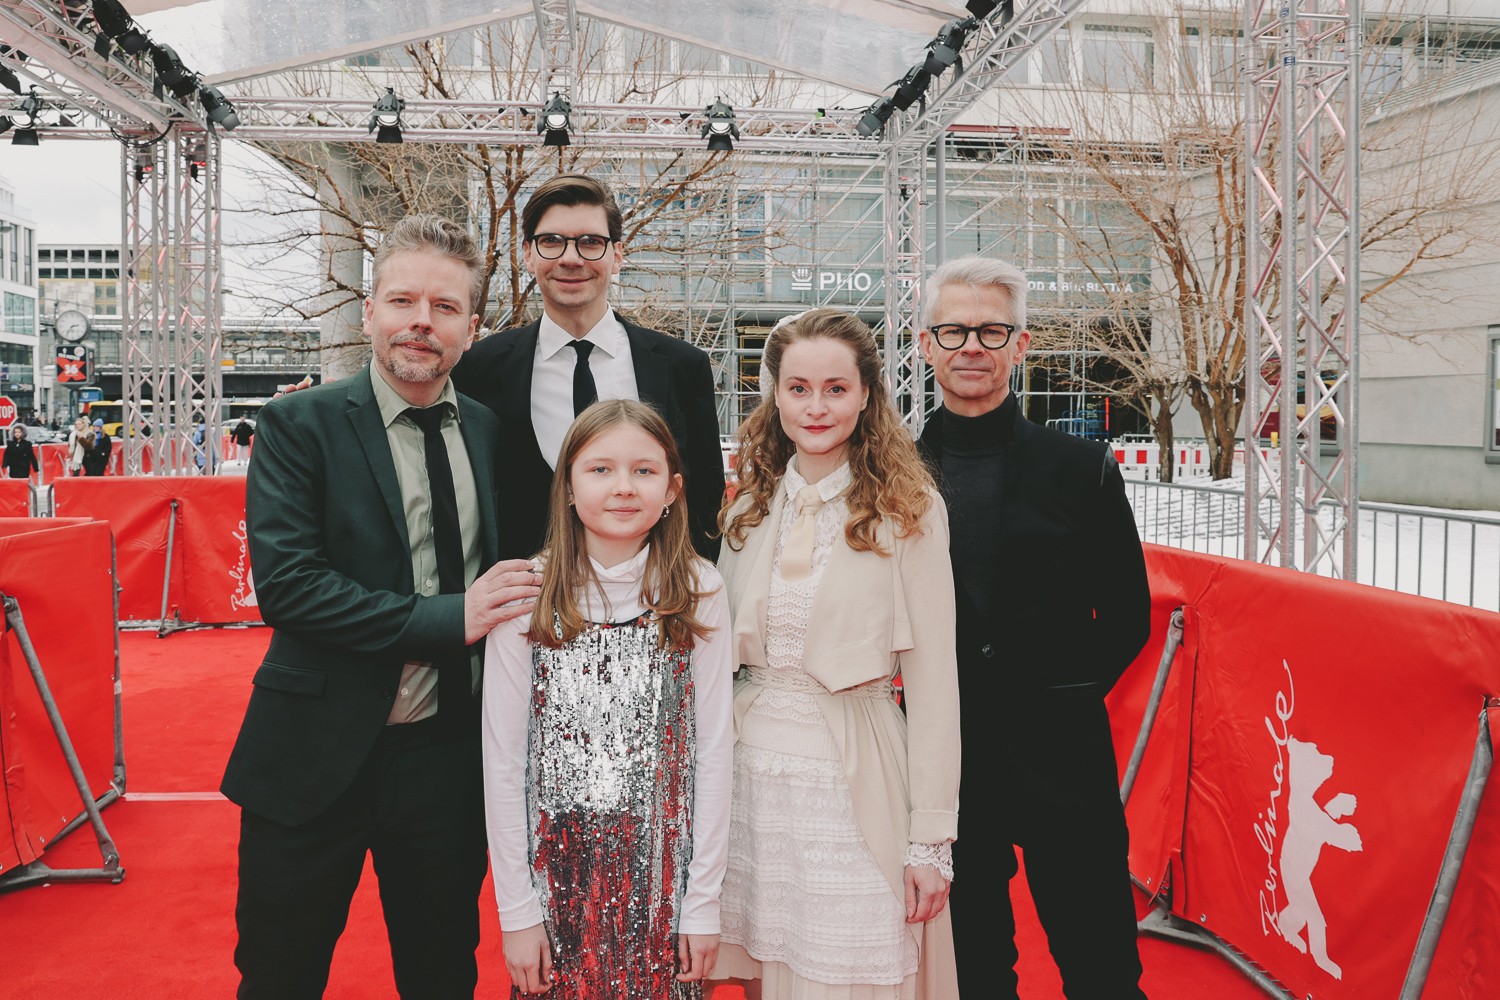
[220, 366, 502, 827]
[918, 403, 1151, 696]
[451, 312, 725, 560]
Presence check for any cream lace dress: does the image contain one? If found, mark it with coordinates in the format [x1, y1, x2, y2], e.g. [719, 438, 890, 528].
[717, 460, 927, 998]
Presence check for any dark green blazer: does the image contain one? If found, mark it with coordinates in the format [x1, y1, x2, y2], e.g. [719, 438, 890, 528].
[220, 365, 503, 827]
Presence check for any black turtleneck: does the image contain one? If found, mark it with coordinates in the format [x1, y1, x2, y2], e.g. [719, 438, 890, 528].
[937, 393, 1017, 617]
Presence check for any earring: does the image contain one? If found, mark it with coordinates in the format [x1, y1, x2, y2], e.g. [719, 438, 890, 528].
[661, 504, 671, 520]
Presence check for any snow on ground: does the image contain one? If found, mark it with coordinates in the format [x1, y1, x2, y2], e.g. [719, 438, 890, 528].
[1124, 469, 1500, 613]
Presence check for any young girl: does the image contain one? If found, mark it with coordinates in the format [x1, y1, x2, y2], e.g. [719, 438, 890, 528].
[710, 308, 961, 999]
[483, 398, 734, 999]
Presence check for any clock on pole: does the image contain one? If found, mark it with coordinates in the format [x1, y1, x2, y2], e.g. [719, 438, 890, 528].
[56, 309, 90, 343]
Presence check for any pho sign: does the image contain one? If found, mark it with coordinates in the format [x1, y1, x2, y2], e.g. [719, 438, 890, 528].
[0, 395, 16, 428]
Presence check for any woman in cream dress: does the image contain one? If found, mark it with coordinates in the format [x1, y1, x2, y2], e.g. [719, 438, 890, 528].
[710, 309, 960, 1000]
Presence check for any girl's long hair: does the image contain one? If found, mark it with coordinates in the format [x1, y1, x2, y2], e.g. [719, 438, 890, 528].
[529, 399, 713, 650]
[720, 308, 933, 553]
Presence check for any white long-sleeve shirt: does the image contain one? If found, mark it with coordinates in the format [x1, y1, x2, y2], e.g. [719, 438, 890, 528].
[482, 547, 735, 935]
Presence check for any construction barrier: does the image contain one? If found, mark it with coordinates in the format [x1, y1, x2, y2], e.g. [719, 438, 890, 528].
[1111, 440, 1277, 480]
[1113, 545, 1500, 999]
[50, 476, 258, 626]
[0, 519, 120, 884]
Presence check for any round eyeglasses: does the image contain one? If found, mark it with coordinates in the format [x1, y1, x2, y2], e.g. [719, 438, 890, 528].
[929, 322, 1018, 350]
[532, 233, 613, 261]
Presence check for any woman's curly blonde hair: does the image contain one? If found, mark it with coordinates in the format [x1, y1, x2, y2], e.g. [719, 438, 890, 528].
[720, 308, 933, 553]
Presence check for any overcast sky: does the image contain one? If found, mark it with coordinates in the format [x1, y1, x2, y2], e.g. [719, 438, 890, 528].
[0, 135, 315, 312]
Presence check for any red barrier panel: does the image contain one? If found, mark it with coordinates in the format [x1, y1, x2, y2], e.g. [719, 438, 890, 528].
[35, 443, 69, 483]
[1117, 546, 1500, 998]
[0, 519, 117, 876]
[0, 479, 27, 517]
[50, 477, 258, 625]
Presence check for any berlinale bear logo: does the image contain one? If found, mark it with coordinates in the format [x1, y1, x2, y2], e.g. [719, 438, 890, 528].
[1276, 736, 1363, 980]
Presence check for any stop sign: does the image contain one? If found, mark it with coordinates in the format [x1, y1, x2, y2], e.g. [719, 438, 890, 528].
[0, 395, 16, 428]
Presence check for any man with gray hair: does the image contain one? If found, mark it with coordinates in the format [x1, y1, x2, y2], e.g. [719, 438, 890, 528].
[915, 255, 1151, 999]
[223, 213, 540, 998]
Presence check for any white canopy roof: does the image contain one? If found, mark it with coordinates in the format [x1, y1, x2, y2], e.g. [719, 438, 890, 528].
[129, 0, 973, 96]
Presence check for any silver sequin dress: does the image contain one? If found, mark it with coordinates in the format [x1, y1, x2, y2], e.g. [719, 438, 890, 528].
[483, 550, 736, 1000]
[525, 614, 699, 1000]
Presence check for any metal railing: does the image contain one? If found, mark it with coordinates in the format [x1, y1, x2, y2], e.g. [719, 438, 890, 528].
[1126, 479, 1500, 613]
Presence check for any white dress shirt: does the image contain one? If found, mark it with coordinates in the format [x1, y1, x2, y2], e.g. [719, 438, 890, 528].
[532, 310, 639, 469]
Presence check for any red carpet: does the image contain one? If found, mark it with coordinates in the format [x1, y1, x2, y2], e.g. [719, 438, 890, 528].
[0, 628, 1264, 998]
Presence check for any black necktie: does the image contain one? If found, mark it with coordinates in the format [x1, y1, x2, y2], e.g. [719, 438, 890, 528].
[568, 340, 597, 417]
[405, 405, 471, 722]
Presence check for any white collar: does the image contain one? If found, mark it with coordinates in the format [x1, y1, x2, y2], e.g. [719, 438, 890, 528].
[538, 309, 627, 362]
[782, 455, 852, 504]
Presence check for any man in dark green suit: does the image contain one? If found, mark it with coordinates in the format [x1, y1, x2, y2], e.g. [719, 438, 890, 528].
[221, 215, 540, 999]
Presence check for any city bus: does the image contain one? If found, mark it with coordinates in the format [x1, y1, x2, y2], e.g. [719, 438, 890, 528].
[83, 399, 152, 438]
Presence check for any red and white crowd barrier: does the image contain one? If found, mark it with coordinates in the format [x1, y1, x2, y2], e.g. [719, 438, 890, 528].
[1112, 545, 1500, 998]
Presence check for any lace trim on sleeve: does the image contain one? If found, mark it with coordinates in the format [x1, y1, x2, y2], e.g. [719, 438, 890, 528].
[904, 841, 954, 881]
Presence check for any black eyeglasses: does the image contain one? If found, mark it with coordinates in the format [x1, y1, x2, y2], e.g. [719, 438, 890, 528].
[532, 233, 613, 260]
[929, 322, 1018, 350]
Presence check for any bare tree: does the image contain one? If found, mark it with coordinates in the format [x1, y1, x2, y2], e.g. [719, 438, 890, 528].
[996, 5, 1499, 480]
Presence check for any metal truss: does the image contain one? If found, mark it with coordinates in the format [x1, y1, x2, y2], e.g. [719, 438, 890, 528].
[884, 143, 929, 435]
[120, 139, 169, 477]
[893, 0, 1088, 153]
[533, 0, 579, 98]
[1244, 0, 1361, 577]
[167, 129, 224, 475]
[0, 0, 197, 130]
[221, 97, 881, 154]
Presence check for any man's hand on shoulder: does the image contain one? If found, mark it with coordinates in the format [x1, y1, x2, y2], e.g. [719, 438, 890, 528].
[465, 558, 542, 644]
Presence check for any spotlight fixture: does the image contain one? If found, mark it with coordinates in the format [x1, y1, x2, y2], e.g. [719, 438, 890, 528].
[368, 87, 404, 144]
[91, 0, 133, 38]
[186, 139, 207, 181]
[966, 0, 999, 16]
[0, 117, 10, 137]
[856, 97, 896, 137]
[0, 63, 20, 96]
[118, 28, 151, 56]
[150, 44, 197, 99]
[701, 98, 739, 152]
[891, 66, 932, 111]
[199, 84, 241, 131]
[538, 92, 572, 147]
[9, 87, 42, 145]
[924, 17, 975, 76]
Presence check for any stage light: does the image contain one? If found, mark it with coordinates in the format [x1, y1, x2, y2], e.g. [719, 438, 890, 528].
[0, 117, 9, 137]
[701, 98, 739, 152]
[0, 64, 20, 96]
[119, 29, 151, 56]
[924, 17, 975, 75]
[133, 145, 155, 183]
[9, 87, 42, 146]
[966, 0, 999, 16]
[91, 0, 133, 38]
[856, 97, 896, 137]
[891, 66, 932, 111]
[151, 44, 197, 99]
[538, 92, 572, 147]
[200, 85, 241, 131]
[186, 139, 207, 181]
[368, 87, 404, 144]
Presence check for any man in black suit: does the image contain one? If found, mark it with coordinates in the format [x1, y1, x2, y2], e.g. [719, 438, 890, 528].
[451, 173, 725, 560]
[221, 215, 540, 999]
[915, 256, 1152, 1000]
